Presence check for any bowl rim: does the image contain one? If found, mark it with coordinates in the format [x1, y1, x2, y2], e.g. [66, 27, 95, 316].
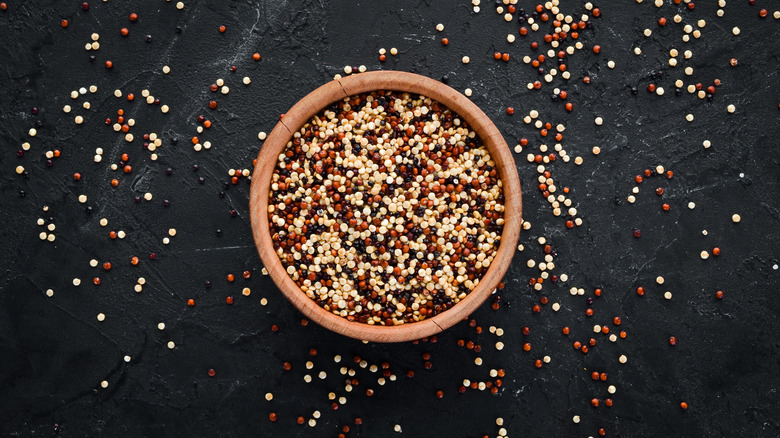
[249, 70, 522, 342]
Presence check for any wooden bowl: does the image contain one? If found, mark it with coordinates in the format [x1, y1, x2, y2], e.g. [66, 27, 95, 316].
[249, 71, 522, 342]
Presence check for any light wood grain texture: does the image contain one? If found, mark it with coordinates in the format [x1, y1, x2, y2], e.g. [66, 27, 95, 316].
[249, 71, 522, 343]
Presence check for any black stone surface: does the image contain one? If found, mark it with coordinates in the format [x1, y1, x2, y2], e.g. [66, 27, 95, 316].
[1, 1, 779, 437]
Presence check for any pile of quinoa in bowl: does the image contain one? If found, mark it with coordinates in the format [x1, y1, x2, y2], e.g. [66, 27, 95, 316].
[267, 90, 505, 326]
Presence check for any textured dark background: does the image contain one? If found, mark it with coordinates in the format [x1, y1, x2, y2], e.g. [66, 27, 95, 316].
[1, 0, 779, 437]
